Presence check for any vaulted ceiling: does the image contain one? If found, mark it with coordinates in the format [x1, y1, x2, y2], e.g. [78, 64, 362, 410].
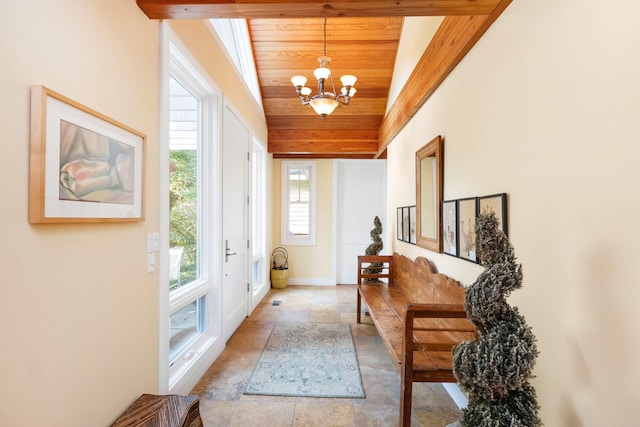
[137, 0, 512, 158]
[249, 17, 402, 159]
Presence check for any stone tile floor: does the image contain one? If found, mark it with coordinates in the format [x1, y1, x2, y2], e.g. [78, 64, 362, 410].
[191, 285, 461, 426]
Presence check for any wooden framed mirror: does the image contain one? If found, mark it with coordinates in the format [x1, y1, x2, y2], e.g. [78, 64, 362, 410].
[415, 135, 444, 252]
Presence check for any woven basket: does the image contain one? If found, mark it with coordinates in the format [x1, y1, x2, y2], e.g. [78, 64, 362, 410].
[271, 247, 289, 289]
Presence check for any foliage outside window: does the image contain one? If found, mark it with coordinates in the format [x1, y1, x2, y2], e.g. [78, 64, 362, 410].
[169, 76, 199, 289]
[169, 150, 198, 288]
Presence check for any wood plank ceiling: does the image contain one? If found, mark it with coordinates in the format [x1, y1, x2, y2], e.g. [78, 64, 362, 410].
[137, 0, 512, 158]
[250, 17, 401, 158]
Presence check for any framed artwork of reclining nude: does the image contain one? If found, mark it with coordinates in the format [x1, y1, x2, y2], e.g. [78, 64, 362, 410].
[29, 86, 145, 223]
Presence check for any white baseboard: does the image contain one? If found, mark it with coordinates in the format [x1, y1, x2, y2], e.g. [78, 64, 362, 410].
[286, 278, 336, 286]
[443, 383, 468, 409]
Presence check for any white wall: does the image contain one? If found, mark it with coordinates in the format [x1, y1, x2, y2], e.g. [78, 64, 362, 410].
[387, 0, 640, 425]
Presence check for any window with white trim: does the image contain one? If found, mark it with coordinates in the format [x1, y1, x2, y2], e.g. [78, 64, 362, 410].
[167, 42, 218, 391]
[281, 161, 316, 245]
[208, 19, 262, 108]
[251, 139, 266, 290]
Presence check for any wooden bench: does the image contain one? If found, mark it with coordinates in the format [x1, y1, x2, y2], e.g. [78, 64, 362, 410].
[111, 394, 203, 427]
[356, 253, 476, 427]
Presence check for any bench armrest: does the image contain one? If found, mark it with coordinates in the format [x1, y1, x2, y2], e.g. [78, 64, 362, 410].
[403, 303, 476, 357]
[405, 303, 475, 333]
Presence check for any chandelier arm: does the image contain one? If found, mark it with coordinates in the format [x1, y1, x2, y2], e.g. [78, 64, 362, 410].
[336, 95, 351, 106]
[294, 89, 310, 104]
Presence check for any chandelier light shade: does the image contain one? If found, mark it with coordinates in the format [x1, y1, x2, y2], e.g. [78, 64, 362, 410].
[309, 97, 340, 116]
[291, 18, 357, 119]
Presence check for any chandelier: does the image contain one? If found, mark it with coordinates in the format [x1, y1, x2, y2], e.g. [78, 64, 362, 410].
[290, 18, 357, 119]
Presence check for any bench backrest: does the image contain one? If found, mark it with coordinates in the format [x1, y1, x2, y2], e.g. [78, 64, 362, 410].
[357, 255, 394, 284]
[393, 252, 466, 304]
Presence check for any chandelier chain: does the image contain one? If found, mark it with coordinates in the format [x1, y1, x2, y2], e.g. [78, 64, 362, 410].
[322, 18, 337, 95]
[323, 18, 327, 57]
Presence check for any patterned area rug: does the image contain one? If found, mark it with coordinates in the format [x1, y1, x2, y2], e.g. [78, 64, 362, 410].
[245, 322, 365, 398]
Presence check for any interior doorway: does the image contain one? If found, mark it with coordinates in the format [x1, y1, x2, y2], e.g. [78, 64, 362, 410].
[335, 160, 387, 284]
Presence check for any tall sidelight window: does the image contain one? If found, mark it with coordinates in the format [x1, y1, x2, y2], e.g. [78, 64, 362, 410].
[169, 77, 199, 291]
[251, 140, 266, 290]
[166, 45, 217, 391]
[281, 161, 316, 245]
[168, 76, 206, 363]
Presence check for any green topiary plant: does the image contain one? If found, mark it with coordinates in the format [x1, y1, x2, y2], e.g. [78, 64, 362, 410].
[363, 216, 383, 282]
[452, 212, 541, 427]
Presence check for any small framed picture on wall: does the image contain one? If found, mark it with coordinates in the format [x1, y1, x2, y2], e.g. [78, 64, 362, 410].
[442, 200, 458, 257]
[457, 197, 478, 263]
[409, 205, 417, 244]
[397, 207, 403, 241]
[402, 206, 410, 242]
[478, 193, 508, 236]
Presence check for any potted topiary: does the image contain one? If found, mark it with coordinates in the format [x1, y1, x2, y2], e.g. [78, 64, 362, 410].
[452, 212, 541, 426]
[362, 216, 384, 282]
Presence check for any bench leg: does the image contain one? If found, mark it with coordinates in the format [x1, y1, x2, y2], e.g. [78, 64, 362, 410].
[400, 363, 413, 427]
[400, 312, 414, 427]
[356, 289, 362, 323]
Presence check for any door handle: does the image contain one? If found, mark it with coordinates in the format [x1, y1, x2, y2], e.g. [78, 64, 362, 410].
[225, 240, 237, 263]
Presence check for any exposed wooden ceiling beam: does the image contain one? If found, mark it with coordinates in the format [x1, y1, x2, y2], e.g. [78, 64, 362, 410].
[273, 153, 380, 159]
[270, 142, 378, 155]
[269, 129, 379, 156]
[136, 0, 502, 19]
[376, 0, 512, 157]
[267, 115, 383, 130]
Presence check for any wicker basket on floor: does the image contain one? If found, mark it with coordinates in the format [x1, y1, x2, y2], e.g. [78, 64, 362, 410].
[271, 247, 288, 289]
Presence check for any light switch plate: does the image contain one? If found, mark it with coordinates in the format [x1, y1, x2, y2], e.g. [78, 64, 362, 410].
[147, 253, 156, 273]
[147, 232, 160, 253]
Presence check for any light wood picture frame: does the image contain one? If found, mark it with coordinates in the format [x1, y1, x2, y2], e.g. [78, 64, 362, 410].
[415, 135, 443, 252]
[29, 86, 145, 223]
